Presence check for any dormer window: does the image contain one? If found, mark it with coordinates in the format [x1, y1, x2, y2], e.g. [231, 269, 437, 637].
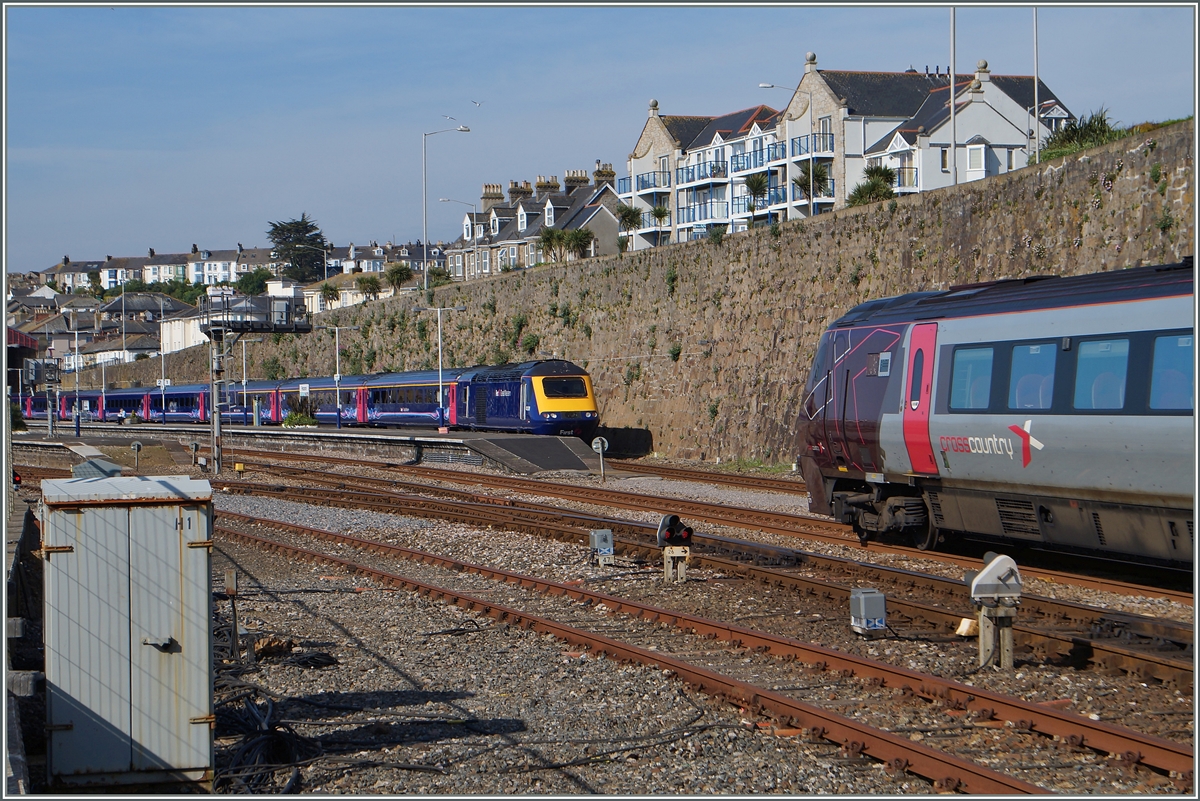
[545, 204, 554, 226]
[518, 211, 527, 232]
[400, 248, 409, 257]
[464, 222, 471, 240]
[374, 248, 383, 256]
[475, 224, 484, 239]
[490, 217, 499, 235]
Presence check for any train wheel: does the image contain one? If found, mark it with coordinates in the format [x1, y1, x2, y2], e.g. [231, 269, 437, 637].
[911, 522, 938, 551]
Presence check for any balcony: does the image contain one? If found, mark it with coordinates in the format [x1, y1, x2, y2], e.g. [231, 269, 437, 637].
[636, 170, 671, 191]
[677, 201, 729, 224]
[790, 133, 836, 158]
[640, 210, 671, 228]
[791, 179, 836, 202]
[731, 186, 789, 215]
[730, 150, 767, 173]
[894, 167, 919, 190]
[676, 161, 728, 184]
[766, 142, 788, 162]
[617, 176, 631, 194]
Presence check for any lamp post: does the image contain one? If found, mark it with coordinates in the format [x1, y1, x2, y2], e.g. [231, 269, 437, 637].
[422, 125, 470, 291]
[760, 83, 815, 218]
[413, 305, 465, 428]
[71, 311, 81, 436]
[239, 337, 263, 425]
[158, 294, 168, 423]
[439, 198, 477, 280]
[315, 325, 359, 428]
[293, 243, 330, 282]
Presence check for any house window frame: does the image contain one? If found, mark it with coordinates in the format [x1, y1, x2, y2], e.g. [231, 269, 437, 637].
[940, 147, 949, 172]
[968, 145, 986, 172]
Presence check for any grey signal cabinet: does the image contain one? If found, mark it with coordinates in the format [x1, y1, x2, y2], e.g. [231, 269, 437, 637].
[39, 475, 214, 789]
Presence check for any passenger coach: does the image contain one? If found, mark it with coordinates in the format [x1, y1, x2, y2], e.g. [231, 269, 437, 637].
[799, 259, 1193, 566]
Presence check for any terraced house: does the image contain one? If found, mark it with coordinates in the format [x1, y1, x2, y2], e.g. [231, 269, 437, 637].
[620, 53, 1072, 249]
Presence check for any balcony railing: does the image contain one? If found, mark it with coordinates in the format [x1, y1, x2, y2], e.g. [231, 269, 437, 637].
[636, 170, 671, 191]
[766, 142, 789, 162]
[731, 186, 789, 215]
[730, 150, 767, 172]
[790, 133, 836, 157]
[640, 210, 671, 228]
[676, 161, 728, 184]
[791, 179, 836, 201]
[617, 176, 631, 194]
[677, 201, 729, 224]
[894, 167, 919, 189]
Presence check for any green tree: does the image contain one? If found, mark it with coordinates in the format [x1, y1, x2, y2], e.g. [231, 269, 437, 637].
[384, 262, 413, 292]
[426, 266, 453, 288]
[320, 282, 341, 307]
[87, 271, 105, 298]
[792, 161, 830, 200]
[651, 205, 671, 246]
[267, 213, 328, 283]
[847, 165, 896, 207]
[743, 172, 769, 225]
[565, 228, 595, 260]
[356, 274, 382, 300]
[538, 227, 568, 263]
[1040, 108, 1125, 160]
[615, 203, 643, 253]
[235, 268, 274, 296]
[261, 355, 285, 381]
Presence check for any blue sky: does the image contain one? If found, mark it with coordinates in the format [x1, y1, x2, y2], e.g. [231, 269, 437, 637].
[5, 4, 1195, 273]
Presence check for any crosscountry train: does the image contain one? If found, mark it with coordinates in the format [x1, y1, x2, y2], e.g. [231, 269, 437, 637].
[799, 258, 1193, 566]
[15, 359, 600, 438]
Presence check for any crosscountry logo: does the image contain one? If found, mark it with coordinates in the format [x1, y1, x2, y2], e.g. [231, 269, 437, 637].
[1007, 419, 1044, 467]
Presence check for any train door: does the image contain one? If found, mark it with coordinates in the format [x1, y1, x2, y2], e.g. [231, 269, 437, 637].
[356, 387, 368, 424]
[198, 391, 207, 422]
[519, 380, 529, 422]
[902, 323, 940, 475]
[446, 383, 457, 426]
[141, 394, 152, 420]
[823, 329, 853, 470]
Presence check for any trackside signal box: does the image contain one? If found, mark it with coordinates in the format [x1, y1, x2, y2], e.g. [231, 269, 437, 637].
[40, 475, 214, 790]
[850, 588, 887, 637]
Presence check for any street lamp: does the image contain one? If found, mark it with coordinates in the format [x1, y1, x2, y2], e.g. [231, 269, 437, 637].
[439, 198, 477, 280]
[412, 305, 465, 429]
[239, 337, 263, 425]
[70, 310, 82, 436]
[315, 325, 359, 428]
[422, 125, 470, 291]
[294, 243, 330, 282]
[760, 82, 815, 218]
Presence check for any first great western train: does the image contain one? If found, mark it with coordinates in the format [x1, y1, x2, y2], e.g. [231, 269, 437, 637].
[799, 259, 1193, 567]
[17, 359, 600, 438]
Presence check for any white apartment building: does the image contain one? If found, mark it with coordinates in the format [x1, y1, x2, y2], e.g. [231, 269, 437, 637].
[620, 54, 1072, 249]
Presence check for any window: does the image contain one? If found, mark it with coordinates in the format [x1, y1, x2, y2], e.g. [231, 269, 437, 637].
[949, 347, 994, 410]
[940, 148, 949, 171]
[1008, 343, 1057, 409]
[542, 377, 587, 398]
[1150, 334, 1193, 410]
[490, 218, 499, 235]
[968, 145, 985, 171]
[1007, 149, 1015, 170]
[498, 249, 509, 269]
[1073, 339, 1129, 410]
[509, 246, 517, 263]
[518, 211, 526, 231]
[481, 250, 490, 273]
[545, 206, 554, 226]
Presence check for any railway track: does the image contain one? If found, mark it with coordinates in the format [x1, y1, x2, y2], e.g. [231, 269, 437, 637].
[610, 461, 809, 495]
[219, 451, 1194, 607]
[215, 512, 1194, 791]
[210, 477, 1193, 691]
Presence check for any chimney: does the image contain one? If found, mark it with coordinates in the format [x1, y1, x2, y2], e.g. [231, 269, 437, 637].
[805, 51, 818, 74]
[63, 255, 70, 265]
[508, 180, 533, 203]
[563, 169, 589, 191]
[148, 247, 155, 257]
[535, 175, 560, 197]
[191, 244, 199, 254]
[480, 182, 504, 212]
[974, 58, 991, 83]
[106, 255, 112, 262]
[593, 161, 616, 188]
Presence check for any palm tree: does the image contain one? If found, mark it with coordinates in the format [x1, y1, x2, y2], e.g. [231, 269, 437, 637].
[319, 282, 340, 309]
[650, 205, 670, 246]
[356, 275, 382, 300]
[538, 227, 567, 263]
[792, 162, 830, 201]
[384, 262, 413, 292]
[616, 203, 643, 254]
[863, 164, 897, 186]
[743, 172, 770, 227]
[846, 176, 895, 207]
[565, 228, 595, 260]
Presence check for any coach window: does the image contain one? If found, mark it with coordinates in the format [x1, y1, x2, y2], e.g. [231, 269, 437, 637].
[1073, 339, 1129, 410]
[1008, 342, 1057, 410]
[949, 347, 993, 410]
[1150, 334, 1194, 410]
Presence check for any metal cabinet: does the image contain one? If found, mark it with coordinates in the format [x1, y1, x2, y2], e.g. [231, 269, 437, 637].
[40, 475, 213, 789]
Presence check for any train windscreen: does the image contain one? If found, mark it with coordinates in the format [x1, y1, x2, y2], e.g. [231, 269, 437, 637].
[541, 377, 588, 398]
